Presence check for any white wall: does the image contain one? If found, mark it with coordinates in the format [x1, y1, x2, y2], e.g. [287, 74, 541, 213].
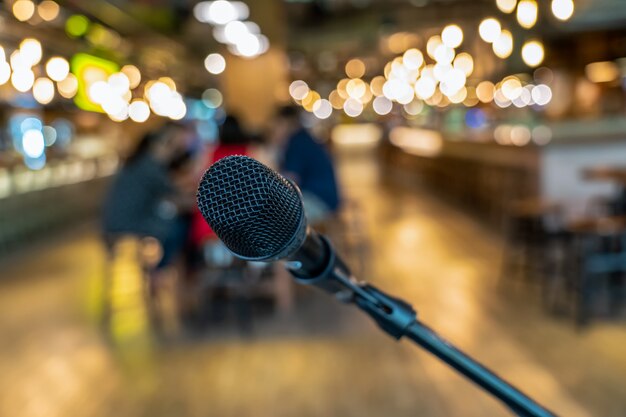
[541, 142, 626, 219]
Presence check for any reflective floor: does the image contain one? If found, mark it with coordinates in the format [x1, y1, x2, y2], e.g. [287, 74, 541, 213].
[1, 151, 625, 417]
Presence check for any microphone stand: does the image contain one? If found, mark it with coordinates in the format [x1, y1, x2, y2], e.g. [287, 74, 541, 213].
[289, 239, 557, 417]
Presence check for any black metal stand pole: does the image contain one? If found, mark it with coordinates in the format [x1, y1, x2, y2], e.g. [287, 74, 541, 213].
[352, 284, 557, 417]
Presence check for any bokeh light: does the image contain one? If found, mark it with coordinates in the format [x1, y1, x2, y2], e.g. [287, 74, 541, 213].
[521, 40, 545, 67]
[441, 25, 463, 48]
[476, 81, 495, 103]
[479, 18, 501, 43]
[493, 30, 513, 58]
[57, 74, 78, 98]
[345, 58, 366, 78]
[11, 69, 35, 92]
[129, 100, 151, 123]
[453, 53, 474, 77]
[373, 96, 393, 115]
[66, 15, 90, 38]
[205, 53, 226, 75]
[121, 65, 141, 89]
[45, 57, 70, 82]
[313, 99, 332, 119]
[517, 0, 538, 29]
[33, 77, 55, 104]
[496, 0, 517, 14]
[13, 0, 35, 22]
[202, 88, 223, 108]
[38, 0, 60, 21]
[402, 49, 424, 70]
[22, 129, 45, 158]
[20, 39, 42, 66]
[552, 0, 574, 21]
[289, 80, 309, 100]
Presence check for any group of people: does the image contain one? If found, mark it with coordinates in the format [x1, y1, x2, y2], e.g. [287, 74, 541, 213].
[101, 106, 341, 318]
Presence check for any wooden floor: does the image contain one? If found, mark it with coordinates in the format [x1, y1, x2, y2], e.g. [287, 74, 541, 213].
[1, 151, 625, 417]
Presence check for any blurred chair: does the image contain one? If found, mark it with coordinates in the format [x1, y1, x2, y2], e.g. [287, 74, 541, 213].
[500, 198, 563, 287]
[566, 217, 626, 327]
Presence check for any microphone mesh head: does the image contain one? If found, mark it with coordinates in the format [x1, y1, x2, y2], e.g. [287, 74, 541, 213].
[196, 155, 304, 260]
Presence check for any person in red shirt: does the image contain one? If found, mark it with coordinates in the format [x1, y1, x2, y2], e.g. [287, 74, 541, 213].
[190, 115, 251, 246]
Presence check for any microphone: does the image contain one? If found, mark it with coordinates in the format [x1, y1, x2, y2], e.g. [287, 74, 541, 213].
[196, 155, 351, 295]
[196, 155, 556, 417]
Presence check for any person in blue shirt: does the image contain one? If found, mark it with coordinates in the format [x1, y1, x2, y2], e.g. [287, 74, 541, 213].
[271, 106, 340, 223]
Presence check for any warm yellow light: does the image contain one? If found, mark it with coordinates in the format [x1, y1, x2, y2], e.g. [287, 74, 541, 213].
[57, 73, 78, 98]
[289, 80, 309, 101]
[121, 65, 141, 89]
[433, 63, 451, 82]
[448, 87, 467, 104]
[38, 0, 60, 21]
[45, 57, 70, 81]
[329, 90, 345, 109]
[551, 0, 574, 21]
[129, 100, 151, 123]
[414, 77, 436, 100]
[521, 40, 544, 67]
[441, 68, 466, 96]
[13, 0, 35, 21]
[0, 62, 11, 85]
[404, 100, 424, 116]
[479, 18, 501, 43]
[476, 81, 495, 103]
[345, 58, 366, 79]
[337, 78, 350, 99]
[108, 72, 130, 95]
[19, 38, 42, 66]
[33, 77, 54, 104]
[441, 25, 463, 48]
[370, 76, 386, 96]
[382, 79, 413, 103]
[585, 61, 619, 83]
[493, 30, 513, 58]
[496, 0, 516, 14]
[158, 77, 176, 92]
[11, 69, 34, 92]
[204, 53, 226, 75]
[302, 90, 321, 112]
[88, 80, 109, 104]
[453, 53, 473, 77]
[402, 49, 424, 70]
[146, 81, 171, 103]
[501, 77, 523, 100]
[434, 45, 455, 64]
[426, 36, 442, 59]
[517, 0, 538, 29]
[346, 78, 367, 99]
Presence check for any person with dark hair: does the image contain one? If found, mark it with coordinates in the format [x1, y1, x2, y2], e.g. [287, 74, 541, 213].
[270, 105, 340, 223]
[102, 122, 192, 267]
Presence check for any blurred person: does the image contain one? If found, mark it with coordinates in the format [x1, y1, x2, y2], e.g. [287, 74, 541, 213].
[189, 115, 253, 247]
[270, 105, 341, 224]
[102, 122, 193, 271]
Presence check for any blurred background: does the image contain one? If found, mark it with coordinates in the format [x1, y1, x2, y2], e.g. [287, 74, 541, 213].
[0, 0, 625, 416]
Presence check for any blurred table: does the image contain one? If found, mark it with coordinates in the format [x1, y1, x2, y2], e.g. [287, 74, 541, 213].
[583, 167, 626, 183]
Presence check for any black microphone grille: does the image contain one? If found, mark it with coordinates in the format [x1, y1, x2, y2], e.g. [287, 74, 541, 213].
[196, 155, 305, 260]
